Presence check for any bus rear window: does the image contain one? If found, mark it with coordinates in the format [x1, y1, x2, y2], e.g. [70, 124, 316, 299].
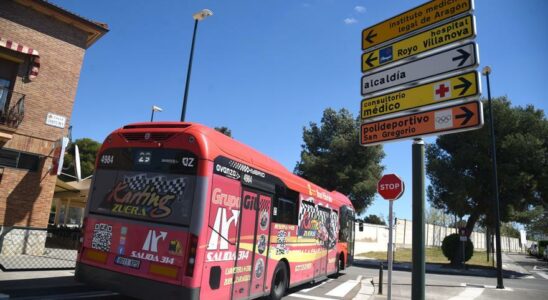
[89, 148, 198, 226]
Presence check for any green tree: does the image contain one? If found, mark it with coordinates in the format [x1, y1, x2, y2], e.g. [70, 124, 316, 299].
[294, 108, 385, 213]
[362, 214, 386, 225]
[214, 126, 232, 137]
[60, 138, 101, 181]
[426, 97, 548, 236]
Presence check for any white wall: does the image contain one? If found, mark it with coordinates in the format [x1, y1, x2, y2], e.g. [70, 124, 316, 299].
[354, 219, 526, 255]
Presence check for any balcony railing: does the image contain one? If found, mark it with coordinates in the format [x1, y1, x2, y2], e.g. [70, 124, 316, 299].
[0, 87, 25, 129]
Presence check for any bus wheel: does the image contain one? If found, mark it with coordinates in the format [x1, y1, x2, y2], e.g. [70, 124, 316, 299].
[337, 255, 344, 274]
[270, 263, 288, 300]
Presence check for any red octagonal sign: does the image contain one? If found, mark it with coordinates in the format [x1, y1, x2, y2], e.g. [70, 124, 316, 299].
[378, 174, 404, 200]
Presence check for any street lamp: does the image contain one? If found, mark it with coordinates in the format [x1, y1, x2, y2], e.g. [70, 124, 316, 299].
[482, 66, 504, 289]
[151, 105, 163, 122]
[180, 8, 213, 122]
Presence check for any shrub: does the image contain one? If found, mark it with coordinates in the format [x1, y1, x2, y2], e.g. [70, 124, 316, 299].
[441, 233, 474, 263]
[538, 240, 548, 258]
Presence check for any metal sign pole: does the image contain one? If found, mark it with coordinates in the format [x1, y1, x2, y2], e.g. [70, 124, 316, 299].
[388, 200, 394, 300]
[412, 138, 425, 300]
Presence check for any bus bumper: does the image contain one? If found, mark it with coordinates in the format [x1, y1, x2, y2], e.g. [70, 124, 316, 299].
[75, 263, 199, 300]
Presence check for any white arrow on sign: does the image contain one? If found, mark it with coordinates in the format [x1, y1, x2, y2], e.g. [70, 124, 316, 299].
[361, 42, 479, 96]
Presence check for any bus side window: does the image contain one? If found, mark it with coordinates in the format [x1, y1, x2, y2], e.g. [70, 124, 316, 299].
[273, 188, 298, 225]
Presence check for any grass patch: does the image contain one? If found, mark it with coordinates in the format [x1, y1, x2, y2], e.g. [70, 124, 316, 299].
[358, 247, 494, 268]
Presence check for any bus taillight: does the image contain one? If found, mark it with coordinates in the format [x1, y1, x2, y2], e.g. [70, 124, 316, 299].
[78, 217, 87, 253]
[185, 234, 198, 277]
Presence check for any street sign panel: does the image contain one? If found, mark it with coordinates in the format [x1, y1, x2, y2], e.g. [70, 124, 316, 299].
[378, 174, 405, 200]
[361, 42, 478, 96]
[362, 14, 476, 73]
[361, 71, 480, 120]
[360, 100, 483, 146]
[362, 0, 473, 51]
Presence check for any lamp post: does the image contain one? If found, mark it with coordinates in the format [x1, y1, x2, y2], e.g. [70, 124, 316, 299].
[482, 66, 504, 289]
[180, 9, 213, 122]
[150, 105, 163, 122]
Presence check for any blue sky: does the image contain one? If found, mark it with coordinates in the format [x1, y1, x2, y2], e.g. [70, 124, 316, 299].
[53, 0, 547, 221]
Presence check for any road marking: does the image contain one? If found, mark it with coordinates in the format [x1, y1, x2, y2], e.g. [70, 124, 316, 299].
[325, 276, 362, 297]
[533, 271, 548, 279]
[448, 285, 484, 300]
[290, 293, 339, 300]
[525, 275, 535, 279]
[300, 279, 333, 293]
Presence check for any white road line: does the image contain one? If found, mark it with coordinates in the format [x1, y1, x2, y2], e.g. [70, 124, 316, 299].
[534, 271, 548, 280]
[325, 276, 362, 297]
[290, 293, 339, 300]
[300, 279, 333, 293]
[525, 275, 535, 279]
[448, 285, 484, 300]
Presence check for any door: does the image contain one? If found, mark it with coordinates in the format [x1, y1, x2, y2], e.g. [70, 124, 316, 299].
[316, 206, 332, 277]
[231, 188, 272, 300]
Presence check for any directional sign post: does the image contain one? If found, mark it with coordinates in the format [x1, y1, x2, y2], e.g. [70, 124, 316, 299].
[362, 14, 476, 73]
[362, 0, 473, 50]
[362, 42, 479, 96]
[360, 100, 483, 146]
[359, 1, 481, 298]
[361, 71, 480, 120]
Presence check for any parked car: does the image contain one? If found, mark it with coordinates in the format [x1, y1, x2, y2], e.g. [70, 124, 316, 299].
[529, 243, 538, 256]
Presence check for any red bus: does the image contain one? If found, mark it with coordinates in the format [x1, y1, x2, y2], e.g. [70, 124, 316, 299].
[75, 122, 355, 300]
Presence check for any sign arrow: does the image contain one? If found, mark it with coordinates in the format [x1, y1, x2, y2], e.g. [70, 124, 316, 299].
[365, 30, 377, 44]
[454, 77, 472, 95]
[455, 106, 474, 125]
[452, 49, 471, 67]
[365, 52, 378, 68]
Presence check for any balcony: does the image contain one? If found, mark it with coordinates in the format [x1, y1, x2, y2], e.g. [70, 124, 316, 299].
[0, 87, 25, 141]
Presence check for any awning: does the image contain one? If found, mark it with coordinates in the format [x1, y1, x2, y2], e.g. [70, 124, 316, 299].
[0, 36, 40, 80]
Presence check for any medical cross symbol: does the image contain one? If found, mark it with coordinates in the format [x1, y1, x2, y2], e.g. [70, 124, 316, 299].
[435, 84, 450, 98]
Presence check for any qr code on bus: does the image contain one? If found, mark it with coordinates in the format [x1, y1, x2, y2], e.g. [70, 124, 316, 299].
[92, 223, 112, 252]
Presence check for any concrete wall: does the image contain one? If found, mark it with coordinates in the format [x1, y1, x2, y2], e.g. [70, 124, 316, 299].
[355, 219, 526, 255]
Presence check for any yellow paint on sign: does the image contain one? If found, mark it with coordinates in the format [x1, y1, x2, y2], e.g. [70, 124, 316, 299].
[361, 71, 479, 120]
[362, 15, 475, 73]
[362, 0, 472, 50]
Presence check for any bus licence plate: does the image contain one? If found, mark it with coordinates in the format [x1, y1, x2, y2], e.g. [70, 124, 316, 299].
[114, 256, 141, 269]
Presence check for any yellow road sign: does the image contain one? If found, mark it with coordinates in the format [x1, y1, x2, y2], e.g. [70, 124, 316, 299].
[362, 15, 475, 73]
[362, 0, 473, 51]
[361, 71, 480, 120]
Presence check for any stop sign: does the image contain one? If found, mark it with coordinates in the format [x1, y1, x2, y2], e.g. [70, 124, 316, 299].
[377, 174, 404, 200]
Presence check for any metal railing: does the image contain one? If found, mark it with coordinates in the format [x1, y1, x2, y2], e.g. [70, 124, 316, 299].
[0, 87, 25, 129]
[0, 225, 80, 271]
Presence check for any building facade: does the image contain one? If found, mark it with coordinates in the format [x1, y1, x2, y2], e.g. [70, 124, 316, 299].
[0, 0, 107, 254]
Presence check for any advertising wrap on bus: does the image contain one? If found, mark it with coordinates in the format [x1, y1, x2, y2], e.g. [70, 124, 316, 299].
[81, 218, 189, 284]
[90, 147, 197, 225]
[79, 147, 198, 283]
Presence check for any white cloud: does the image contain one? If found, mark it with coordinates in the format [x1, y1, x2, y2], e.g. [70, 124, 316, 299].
[344, 17, 358, 25]
[355, 6, 366, 13]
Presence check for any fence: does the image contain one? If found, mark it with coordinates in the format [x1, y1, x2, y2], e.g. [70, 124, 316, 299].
[0, 225, 80, 271]
[355, 219, 525, 254]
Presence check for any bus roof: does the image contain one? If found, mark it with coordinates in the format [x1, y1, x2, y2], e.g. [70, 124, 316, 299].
[113, 122, 354, 209]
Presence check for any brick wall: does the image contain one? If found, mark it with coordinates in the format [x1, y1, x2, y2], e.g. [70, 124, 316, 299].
[0, 0, 90, 228]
